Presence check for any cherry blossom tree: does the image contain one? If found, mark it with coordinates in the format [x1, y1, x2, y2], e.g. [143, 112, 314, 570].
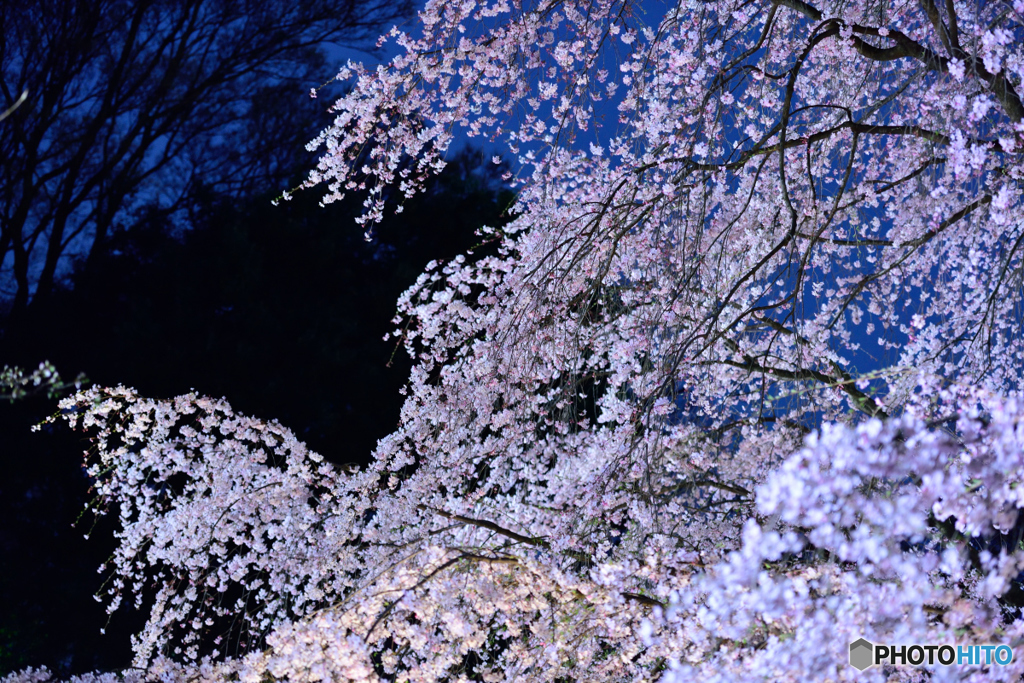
[7, 0, 1024, 680]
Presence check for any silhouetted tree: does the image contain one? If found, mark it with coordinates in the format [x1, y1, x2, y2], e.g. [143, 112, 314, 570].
[0, 0, 412, 314]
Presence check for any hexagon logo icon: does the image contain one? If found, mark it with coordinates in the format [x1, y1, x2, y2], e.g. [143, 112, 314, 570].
[849, 638, 874, 671]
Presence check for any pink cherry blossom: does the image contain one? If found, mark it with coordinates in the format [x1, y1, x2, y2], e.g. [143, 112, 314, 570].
[11, 0, 1024, 679]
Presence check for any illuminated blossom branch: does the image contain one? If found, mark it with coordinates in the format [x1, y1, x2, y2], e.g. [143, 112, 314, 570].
[7, 0, 1024, 679]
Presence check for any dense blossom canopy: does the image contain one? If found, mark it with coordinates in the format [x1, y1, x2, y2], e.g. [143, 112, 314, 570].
[8, 0, 1024, 680]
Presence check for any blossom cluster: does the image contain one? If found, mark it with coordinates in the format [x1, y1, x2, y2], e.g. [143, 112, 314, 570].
[1, 361, 83, 401]
[8, 0, 1024, 679]
[7, 385, 1024, 682]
